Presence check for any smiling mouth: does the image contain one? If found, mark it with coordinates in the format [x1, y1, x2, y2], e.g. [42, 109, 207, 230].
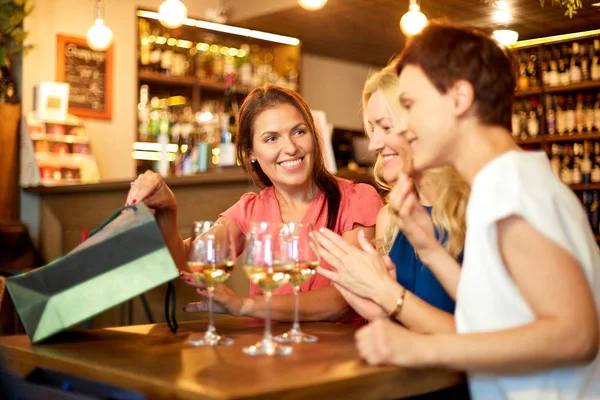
[381, 154, 398, 162]
[278, 157, 304, 168]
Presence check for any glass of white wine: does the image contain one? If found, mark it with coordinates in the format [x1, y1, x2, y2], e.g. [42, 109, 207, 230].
[187, 220, 235, 347]
[274, 222, 319, 343]
[242, 222, 293, 356]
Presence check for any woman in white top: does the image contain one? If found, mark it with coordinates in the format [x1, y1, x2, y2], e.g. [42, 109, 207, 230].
[355, 22, 600, 400]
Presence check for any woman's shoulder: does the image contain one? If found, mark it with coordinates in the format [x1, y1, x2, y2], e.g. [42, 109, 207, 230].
[336, 178, 382, 201]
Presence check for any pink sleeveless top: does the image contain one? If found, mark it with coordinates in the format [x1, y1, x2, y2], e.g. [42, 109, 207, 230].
[221, 178, 383, 295]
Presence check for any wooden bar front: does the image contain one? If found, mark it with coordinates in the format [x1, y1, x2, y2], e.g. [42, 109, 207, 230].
[0, 315, 463, 399]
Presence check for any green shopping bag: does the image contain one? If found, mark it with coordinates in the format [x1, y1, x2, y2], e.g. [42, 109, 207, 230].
[6, 203, 178, 343]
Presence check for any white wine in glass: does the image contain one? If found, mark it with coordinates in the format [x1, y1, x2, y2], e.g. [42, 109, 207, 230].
[187, 221, 235, 347]
[274, 223, 319, 343]
[242, 222, 293, 356]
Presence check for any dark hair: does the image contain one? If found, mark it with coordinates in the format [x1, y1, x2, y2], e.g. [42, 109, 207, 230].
[236, 85, 341, 230]
[395, 21, 516, 130]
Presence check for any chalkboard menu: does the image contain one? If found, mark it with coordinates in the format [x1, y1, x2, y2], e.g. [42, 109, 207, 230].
[56, 34, 112, 120]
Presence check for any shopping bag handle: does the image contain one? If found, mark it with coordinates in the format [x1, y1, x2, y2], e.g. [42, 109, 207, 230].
[89, 205, 138, 238]
[165, 282, 178, 334]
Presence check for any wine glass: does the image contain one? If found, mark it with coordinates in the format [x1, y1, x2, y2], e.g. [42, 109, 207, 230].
[274, 223, 319, 343]
[187, 220, 235, 347]
[242, 222, 293, 356]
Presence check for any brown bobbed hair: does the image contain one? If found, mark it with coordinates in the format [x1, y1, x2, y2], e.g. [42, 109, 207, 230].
[395, 21, 517, 131]
[236, 85, 341, 230]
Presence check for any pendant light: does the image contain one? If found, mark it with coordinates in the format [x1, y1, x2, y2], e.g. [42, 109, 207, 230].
[86, 0, 113, 51]
[158, 0, 188, 29]
[298, 0, 328, 11]
[400, 0, 428, 37]
[493, 29, 519, 46]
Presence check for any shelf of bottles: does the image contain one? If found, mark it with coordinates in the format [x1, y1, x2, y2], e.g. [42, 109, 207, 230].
[134, 12, 301, 176]
[511, 34, 600, 239]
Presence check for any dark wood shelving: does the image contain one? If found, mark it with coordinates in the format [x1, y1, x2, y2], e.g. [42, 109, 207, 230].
[545, 132, 600, 143]
[514, 87, 542, 97]
[544, 79, 600, 94]
[138, 70, 252, 94]
[514, 136, 542, 145]
[570, 183, 600, 191]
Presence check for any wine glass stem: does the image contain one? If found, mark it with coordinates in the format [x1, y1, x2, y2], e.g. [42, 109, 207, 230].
[207, 287, 216, 334]
[264, 290, 273, 341]
[292, 285, 300, 332]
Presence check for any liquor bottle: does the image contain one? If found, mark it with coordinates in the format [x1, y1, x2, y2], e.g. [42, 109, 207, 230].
[550, 144, 561, 177]
[565, 95, 576, 135]
[585, 93, 595, 133]
[572, 143, 583, 185]
[218, 88, 237, 167]
[595, 92, 600, 132]
[592, 143, 600, 184]
[138, 85, 150, 141]
[581, 141, 592, 184]
[527, 97, 540, 137]
[157, 102, 171, 177]
[149, 29, 162, 73]
[541, 50, 551, 87]
[558, 47, 570, 86]
[160, 37, 174, 76]
[548, 49, 560, 87]
[581, 43, 590, 81]
[238, 44, 253, 87]
[519, 100, 528, 139]
[527, 54, 539, 88]
[590, 191, 600, 235]
[570, 42, 582, 84]
[592, 40, 600, 81]
[556, 95, 566, 135]
[148, 96, 161, 140]
[560, 144, 573, 185]
[575, 92, 585, 134]
[582, 191, 593, 230]
[546, 95, 556, 135]
[511, 102, 521, 138]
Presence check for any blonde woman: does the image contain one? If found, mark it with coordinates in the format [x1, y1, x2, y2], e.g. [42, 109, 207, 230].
[313, 65, 470, 335]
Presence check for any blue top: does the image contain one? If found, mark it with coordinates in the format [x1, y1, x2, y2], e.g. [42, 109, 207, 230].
[388, 206, 459, 314]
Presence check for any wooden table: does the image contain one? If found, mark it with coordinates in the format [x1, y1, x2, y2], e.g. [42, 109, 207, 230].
[0, 315, 462, 399]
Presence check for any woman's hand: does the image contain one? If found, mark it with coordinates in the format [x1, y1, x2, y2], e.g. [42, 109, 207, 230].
[355, 318, 433, 368]
[312, 228, 397, 301]
[126, 170, 177, 214]
[180, 271, 248, 316]
[388, 173, 441, 261]
[334, 283, 386, 321]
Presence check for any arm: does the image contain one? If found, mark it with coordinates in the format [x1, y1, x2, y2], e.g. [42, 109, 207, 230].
[357, 216, 599, 373]
[388, 173, 461, 299]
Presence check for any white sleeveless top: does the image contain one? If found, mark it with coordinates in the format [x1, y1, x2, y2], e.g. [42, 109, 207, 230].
[455, 151, 600, 400]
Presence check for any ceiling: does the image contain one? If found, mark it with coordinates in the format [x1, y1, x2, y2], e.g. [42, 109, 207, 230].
[235, 0, 600, 66]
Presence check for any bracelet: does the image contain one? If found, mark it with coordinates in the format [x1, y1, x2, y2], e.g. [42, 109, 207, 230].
[387, 288, 407, 320]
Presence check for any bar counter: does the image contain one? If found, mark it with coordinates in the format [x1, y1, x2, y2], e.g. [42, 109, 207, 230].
[0, 315, 463, 399]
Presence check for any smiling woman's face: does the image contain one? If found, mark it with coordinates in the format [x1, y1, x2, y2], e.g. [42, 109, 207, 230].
[365, 90, 413, 184]
[250, 103, 315, 190]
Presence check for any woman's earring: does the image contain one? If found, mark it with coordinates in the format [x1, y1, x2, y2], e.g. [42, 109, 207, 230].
[251, 159, 256, 163]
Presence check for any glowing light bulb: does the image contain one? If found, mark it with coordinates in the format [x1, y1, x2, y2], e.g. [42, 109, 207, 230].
[493, 29, 519, 46]
[400, 2, 428, 37]
[298, 0, 328, 11]
[86, 19, 113, 51]
[159, 0, 188, 29]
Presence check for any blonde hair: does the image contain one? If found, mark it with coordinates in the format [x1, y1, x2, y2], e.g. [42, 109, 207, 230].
[363, 66, 470, 259]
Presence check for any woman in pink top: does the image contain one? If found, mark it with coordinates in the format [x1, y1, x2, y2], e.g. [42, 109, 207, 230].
[126, 85, 382, 322]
